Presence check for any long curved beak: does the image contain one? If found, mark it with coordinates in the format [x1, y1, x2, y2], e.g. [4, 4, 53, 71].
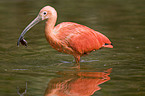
[17, 15, 42, 46]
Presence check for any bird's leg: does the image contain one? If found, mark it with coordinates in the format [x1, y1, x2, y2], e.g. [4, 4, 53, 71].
[74, 55, 80, 69]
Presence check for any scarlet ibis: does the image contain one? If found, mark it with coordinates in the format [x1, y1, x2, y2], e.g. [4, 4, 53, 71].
[17, 6, 113, 67]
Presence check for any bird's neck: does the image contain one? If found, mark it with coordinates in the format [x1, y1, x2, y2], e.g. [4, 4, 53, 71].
[45, 14, 57, 42]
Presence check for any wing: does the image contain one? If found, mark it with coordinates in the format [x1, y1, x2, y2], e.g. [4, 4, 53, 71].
[54, 22, 113, 55]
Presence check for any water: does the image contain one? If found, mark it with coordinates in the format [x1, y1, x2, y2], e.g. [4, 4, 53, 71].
[0, 0, 145, 96]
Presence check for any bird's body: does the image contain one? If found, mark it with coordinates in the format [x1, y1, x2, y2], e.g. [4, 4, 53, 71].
[17, 6, 113, 67]
[47, 22, 113, 63]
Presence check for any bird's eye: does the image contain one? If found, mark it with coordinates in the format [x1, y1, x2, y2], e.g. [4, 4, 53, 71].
[43, 12, 47, 15]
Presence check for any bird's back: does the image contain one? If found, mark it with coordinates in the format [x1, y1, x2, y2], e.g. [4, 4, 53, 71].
[53, 22, 113, 56]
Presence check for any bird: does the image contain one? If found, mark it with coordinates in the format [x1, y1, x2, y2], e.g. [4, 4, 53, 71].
[17, 6, 113, 68]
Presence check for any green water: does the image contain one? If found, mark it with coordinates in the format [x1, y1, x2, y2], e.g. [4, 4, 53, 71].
[0, 0, 145, 96]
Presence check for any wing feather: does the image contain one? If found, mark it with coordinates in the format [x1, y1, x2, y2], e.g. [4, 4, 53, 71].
[54, 22, 113, 55]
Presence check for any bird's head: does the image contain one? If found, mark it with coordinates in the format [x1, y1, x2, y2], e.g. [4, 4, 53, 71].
[17, 6, 57, 46]
[39, 6, 57, 20]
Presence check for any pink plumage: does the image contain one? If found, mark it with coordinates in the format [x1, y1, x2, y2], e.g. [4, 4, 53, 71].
[17, 6, 113, 68]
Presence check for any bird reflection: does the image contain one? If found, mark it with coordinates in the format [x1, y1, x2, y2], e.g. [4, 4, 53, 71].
[44, 68, 112, 96]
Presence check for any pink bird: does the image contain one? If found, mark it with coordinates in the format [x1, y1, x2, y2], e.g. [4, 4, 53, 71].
[17, 6, 113, 68]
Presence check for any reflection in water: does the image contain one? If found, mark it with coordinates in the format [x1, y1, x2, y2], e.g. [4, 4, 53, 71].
[17, 82, 27, 96]
[44, 68, 112, 96]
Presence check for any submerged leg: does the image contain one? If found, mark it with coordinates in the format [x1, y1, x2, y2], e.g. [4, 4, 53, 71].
[74, 55, 81, 69]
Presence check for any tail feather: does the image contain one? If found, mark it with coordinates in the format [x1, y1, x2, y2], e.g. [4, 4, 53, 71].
[96, 32, 113, 48]
[103, 43, 113, 48]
